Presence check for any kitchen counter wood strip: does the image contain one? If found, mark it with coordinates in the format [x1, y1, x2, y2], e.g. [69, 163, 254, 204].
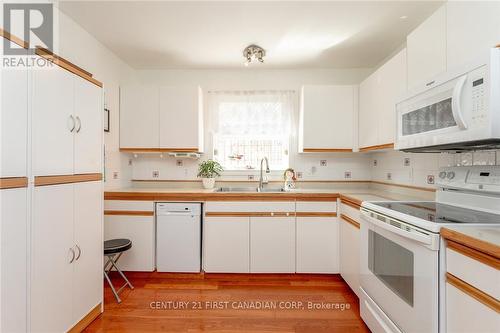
[35, 47, 103, 87]
[340, 214, 360, 229]
[0, 177, 28, 189]
[340, 195, 362, 209]
[68, 303, 102, 333]
[0, 28, 28, 49]
[303, 148, 353, 153]
[206, 212, 296, 217]
[120, 148, 199, 153]
[359, 143, 394, 152]
[446, 240, 500, 269]
[442, 228, 500, 260]
[104, 210, 154, 217]
[35, 173, 102, 186]
[446, 272, 500, 313]
[296, 212, 337, 217]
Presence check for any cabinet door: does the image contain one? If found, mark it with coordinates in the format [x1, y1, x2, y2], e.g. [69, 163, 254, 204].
[359, 75, 378, 148]
[120, 85, 159, 148]
[300, 85, 355, 151]
[407, 5, 447, 90]
[74, 77, 102, 174]
[296, 217, 338, 273]
[447, 1, 500, 70]
[104, 214, 155, 271]
[32, 63, 75, 176]
[1, 188, 28, 333]
[203, 217, 249, 273]
[159, 86, 202, 151]
[377, 48, 407, 145]
[73, 181, 102, 323]
[339, 218, 360, 297]
[250, 217, 295, 273]
[1, 46, 27, 177]
[31, 184, 74, 332]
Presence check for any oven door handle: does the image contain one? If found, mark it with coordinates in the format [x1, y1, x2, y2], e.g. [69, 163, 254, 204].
[361, 209, 436, 247]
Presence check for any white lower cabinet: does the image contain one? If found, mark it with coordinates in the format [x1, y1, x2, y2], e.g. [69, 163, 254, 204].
[250, 217, 295, 273]
[1, 188, 28, 333]
[296, 217, 339, 273]
[31, 182, 102, 332]
[339, 217, 360, 297]
[203, 217, 250, 273]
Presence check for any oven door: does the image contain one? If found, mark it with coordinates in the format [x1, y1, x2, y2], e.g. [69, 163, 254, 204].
[360, 208, 440, 333]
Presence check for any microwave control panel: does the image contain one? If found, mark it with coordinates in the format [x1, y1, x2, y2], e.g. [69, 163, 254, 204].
[471, 77, 485, 114]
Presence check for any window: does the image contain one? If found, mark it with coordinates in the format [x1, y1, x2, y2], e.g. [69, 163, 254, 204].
[208, 91, 294, 171]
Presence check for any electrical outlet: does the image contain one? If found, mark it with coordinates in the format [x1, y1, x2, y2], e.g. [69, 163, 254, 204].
[176, 160, 183, 167]
[373, 159, 377, 167]
[152, 170, 159, 178]
[296, 171, 303, 179]
[344, 171, 352, 179]
[248, 175, 255, 180]
[387, 172, 392, 180]
[320, 160, 327, 167]
[404, 158, 411, 167]
[112, 171, 119, 180]
[128, 159, 133, 166]
[427, 175, 435, 184]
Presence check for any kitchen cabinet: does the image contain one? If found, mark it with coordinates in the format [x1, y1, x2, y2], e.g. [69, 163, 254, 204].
[120, 85, 159, 149]
[339, 200, 361, 297]
[159, 86, 203, 152]
[358, 48, 407, 150]
[299, 85, 357, 152]
[250, 216, 295, 273]
[406, 4, 447, 91]
[1, 45, 27, 178]
[1, 188, 28, 333]
[446, 1, 500, 70]
[203, 216, 250, 273]
[33, 62, 103, 176]
[104, 200, 155, 271]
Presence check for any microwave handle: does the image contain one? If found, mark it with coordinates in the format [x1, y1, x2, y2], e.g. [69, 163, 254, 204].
[452, 75, 468, 130]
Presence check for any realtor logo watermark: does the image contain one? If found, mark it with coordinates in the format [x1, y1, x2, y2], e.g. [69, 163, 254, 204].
[2, 2, 55, 68]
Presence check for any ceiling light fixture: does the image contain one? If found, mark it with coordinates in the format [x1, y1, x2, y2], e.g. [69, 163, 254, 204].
[243, 44, 265, 66]
[400, 15, 408, 19]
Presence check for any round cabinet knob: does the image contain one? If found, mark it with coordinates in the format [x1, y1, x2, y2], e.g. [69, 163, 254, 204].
[439, 171, 447, 179]
[447, 171, 456, 180]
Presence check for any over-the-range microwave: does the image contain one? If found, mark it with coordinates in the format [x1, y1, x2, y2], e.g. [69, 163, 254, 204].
[396, 48, 500, 152]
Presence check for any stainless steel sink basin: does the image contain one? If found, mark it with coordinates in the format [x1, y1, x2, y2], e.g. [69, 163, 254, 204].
[215, 187, 285, 193]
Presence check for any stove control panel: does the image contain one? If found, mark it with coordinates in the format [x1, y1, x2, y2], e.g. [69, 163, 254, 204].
[437, 166, 500, 193]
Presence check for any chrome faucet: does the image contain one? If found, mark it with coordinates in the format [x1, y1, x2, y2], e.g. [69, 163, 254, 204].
[258, 157, 270, 192]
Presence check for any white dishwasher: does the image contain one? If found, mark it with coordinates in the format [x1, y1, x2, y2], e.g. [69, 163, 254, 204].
[156, 203, 202, 272]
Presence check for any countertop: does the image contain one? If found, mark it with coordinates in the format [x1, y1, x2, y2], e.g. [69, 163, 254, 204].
[441, 226, 500, 259]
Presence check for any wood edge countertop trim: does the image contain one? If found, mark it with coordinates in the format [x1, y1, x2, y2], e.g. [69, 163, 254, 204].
[35, 173, 102, 187]
[302, 148, 353, 153]
[120, 148, 199, 153]
[0, 28, 28, 49]
[340, 196, 362, 210]
[446, 272, 500, 313]
[104, 210, 154, 217]
[0, 177, 29, 190]
[205, 212, 337, 217]
[68, 303, 102, 333]
[446, 240, 500, 269]
[340, 214, 361, 229]
[359, 143, 395, 152]
[442, 228, 500, 261]
[35, 47, 103, 88]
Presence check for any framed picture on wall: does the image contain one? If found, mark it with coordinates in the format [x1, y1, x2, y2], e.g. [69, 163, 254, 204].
[104, 108, 110, 132]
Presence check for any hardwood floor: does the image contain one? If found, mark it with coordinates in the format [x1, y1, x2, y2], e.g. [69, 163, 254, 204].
[84, 272, 370, 333]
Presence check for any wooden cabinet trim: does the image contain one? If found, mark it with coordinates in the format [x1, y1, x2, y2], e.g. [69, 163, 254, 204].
[446, 272, 500, 313]
[302, 148, 353, 153]
[0, 28, 28, 49]
[206, 212, 296, 217]
[120, 148, 199, 153]
[35, 47, 103, 88]
[35, 173, 102, 187]
[68, 303, 102, 333]
[340, 214, 360, 229]
[443, 228, 500, 260]
[446, 240, 500, 269]
[295, 212, 337, 217]
[0, 177, 28, 189]
[359, 143, 394, 152]
[340, 196, 362, 210]
[104, 210, 154, 216]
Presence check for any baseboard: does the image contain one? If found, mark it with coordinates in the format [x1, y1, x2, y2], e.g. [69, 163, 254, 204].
[68, 303, 102, 333]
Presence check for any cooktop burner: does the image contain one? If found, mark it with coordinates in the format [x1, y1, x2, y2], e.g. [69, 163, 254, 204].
[371, 201, 500, 224]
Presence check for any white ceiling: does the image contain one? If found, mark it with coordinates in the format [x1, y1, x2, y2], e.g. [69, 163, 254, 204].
[58, 1, 444, 70]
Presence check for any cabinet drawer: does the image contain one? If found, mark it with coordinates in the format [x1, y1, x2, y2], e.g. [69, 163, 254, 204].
[104, 200, 154, 212]
[340, 202, 361, 222]
[446, 245, 500, 299]
[296, 201, 336, 213]
[205, 201, 294, 213]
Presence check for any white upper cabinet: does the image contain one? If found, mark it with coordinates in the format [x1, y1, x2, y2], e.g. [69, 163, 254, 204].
[159, 86, 203, 152]
[299, 85, 357, 152]
[120, 85, 159, 149]
[446, 1, 500, 70]
[1, 42, 27, 178]
[359, 48, 407, 149]
[407, 4, 447, 91]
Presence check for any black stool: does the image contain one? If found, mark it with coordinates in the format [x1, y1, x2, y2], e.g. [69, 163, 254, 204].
[104, 238, 134, 303]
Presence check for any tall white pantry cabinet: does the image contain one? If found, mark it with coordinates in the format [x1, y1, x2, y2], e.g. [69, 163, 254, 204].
[1, 34, 104, 333]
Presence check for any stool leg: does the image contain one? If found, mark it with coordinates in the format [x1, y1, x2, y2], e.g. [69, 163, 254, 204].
[108, 255, 134, 290]
[103, 269, 122, 303]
